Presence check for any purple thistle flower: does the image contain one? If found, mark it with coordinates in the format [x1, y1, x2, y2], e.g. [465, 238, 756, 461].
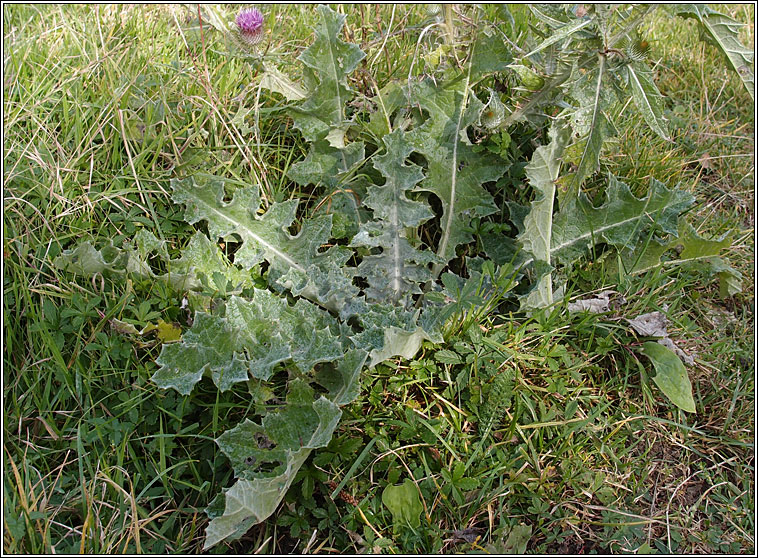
[236, 8, 264, 46]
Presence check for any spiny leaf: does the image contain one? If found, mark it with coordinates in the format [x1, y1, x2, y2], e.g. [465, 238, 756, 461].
[152, 311, 244, 395]
[524, 17, 595, 58]
[287, 140, 367, 243]
[364, 80, 407, 141]
[171, 176, 360, 316]
[173, 177, 300, 270]
[625, 61, 669, 140]
[550, 176, 694, 266]
[406, 79, 505, 273]
[263, 379, 342, 451]
[502, 64, 573, 127]
[152, 291, 344, 394]
[626, 220, 731, 273]
[518, 173, 695, 310]
[291, 5, 365, 146]
[55, 229, 253, 294]
[562, 55, 616, 201]
[479, 231, 523, 268]
[469, 30, 513, 79]
[352, 304, 443, 368]
[674, 5, 754, 100]
[313, 348, 368, 406]
[284, 5, 367, 242]
[288, 141, 365, 192]
[204, 362, 362, 549]
[259, 64, 307, 101]
[201, 313, 367, 550]
[711, 258, 743, 298]
[351, 129, 439, 306]
[203, 450, 311, 550]
[529, 4, 575, 28]
[517, 124, 570, 308]
[617, 220, 741, 297]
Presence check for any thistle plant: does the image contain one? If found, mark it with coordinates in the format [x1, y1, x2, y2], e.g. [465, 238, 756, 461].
[55, 4, 750, 549]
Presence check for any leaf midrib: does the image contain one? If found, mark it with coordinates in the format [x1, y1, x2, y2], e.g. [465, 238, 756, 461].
[523, 195, 661, 267]
[568, 53, 606, 198]
[196, 195, 305, 273]
[627, 64, 668, 140]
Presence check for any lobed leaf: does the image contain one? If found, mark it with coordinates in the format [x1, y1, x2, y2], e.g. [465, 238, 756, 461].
[524, 17, 595, 58]
[171, 175, 360, 316]
[674, 5, 754, 100]
[203, 449, 311, 550]
[562, 55, 616, 201]
[517, 124, 570, 308]
[518, 167, 695, 310]
[469, 30, 513, 80]
[352, 129, 439, 306]
[292, 5, 365, 146]
[550, 176, 694, 267]
[616, 220, 741, 298]
[204, 354, 365, 549]
[352, 304, 443, 368]
[259, 65, 307, 101]
[624, 61, 669, 140]
[283, 5, 368, 242]
[152, 291, 344, 394]
[406, 79, 505, 273]
[55, 229, 253, 294]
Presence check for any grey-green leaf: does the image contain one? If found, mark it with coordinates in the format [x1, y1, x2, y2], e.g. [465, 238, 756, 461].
[469, 30, 513, 80]
[205, 379, 345, 549]
[406, 79, 505, 272]
[674, 5, 754, 100]
[550, 176, 694, 267]
[517, 124, 570, 308]
[617, 220, 734, 278]
[55, 229, 252, 294]
[518, 172, 695, 310]
[259, 64, 307, 101]
[639, 341, 696, 413]
[152, 311, 246, 395]
[203, 448, 311, 550]
[283, 5, 368, 246]
[292, 5, 366, 145]
[523, 18, 595, 58]
[171, 176, 360, 316]
[563, 54, 615, 200]
[625, 61, 669, 140]
[152, 291, 344, 393]
[352, 129, 439, 306]
[314, 348, 368, 406]
[352, 304, 443, 368]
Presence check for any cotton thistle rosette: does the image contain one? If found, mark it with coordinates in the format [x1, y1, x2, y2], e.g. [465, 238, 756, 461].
[235, 8, 264, 48]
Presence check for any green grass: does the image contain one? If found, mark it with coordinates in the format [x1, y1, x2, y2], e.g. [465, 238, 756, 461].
[3, 4, 754, 554]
